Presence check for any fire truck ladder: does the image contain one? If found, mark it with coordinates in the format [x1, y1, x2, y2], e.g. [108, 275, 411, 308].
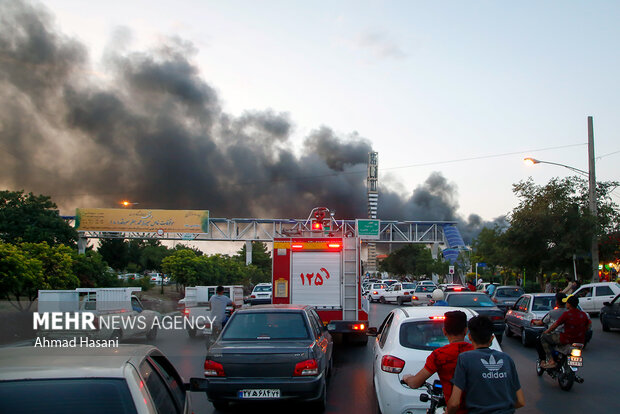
[342, 237, 359, 320]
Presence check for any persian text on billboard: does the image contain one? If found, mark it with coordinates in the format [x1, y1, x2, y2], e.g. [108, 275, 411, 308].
[75, 209, 209, 234]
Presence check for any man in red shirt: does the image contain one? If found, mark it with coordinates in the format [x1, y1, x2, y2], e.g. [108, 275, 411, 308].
[402, 310, 473, 414]
[540, 295, 591, 368]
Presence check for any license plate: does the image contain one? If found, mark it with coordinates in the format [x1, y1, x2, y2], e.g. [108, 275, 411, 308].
[327, 323, 335, 330]
[568, 356, 582, 367]
[238, 389, 280, 399]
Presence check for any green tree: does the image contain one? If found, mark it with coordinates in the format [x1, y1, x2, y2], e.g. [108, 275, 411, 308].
[0, 242, 78, 311]
[504, 177, 619, 286]
[72, 250, 117, 288]
[98, 238, 129, 271]
[140, 244, 171, 271]
[0, 242, 43, 310]
[0, 190, 77, 246]
[379, 244, 445, 278]
[161, 249, 202, 287]
[235, 242, 272, 274]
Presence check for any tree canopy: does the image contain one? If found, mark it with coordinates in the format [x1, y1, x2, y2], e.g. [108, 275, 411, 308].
[0, 190, 77, 246]
[379, 244, 447, 278]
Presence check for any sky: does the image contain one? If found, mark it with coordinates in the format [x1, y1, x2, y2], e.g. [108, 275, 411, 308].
[2, 0, 619, 235]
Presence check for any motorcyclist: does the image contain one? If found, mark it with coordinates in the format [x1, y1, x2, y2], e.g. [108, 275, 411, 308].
[540, 295, 591, 368]
[532, 292, 566, 362]
[431, 289, 449, 306]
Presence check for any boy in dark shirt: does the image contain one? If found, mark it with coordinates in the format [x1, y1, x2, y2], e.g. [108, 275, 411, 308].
[402, 310, 473, 414]
[447, 316, 525, 414]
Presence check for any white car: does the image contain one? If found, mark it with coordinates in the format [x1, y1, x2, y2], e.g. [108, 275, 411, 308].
[250, 283, 272, 305]
[368, 283, 389, 303]
[411, 285, 436, 305]
[381, 283, 418, 305]
[572, 282, 620, 314]
[371, 306, 502, 414]
[418, 280, 437, 288]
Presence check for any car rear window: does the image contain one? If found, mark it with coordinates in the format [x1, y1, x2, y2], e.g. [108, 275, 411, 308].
[532, 296, 555, 312]
[402, 283, 416, 289]
[373, 284, 387, 289]
[253, 286, 272, 292]
[400, 321, 470, 350]
[0, 378, 137, 414]
[447, 294, 495, 307]
[415, 286, 433, 292]
[222, 312, 310, 340]
[495, 288, 524, 298]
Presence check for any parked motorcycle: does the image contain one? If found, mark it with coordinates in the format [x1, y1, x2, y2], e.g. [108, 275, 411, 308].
[536, 342, 585, 391]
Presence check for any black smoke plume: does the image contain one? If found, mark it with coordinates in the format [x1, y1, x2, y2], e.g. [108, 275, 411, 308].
[0, 1, 501, 243]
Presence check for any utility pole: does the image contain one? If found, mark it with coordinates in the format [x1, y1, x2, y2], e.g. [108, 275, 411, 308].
[588, 116, 599, 282]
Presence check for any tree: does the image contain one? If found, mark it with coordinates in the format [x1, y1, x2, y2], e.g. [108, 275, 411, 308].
[161, 249, 202, 287]
[471, 226, 509, 283]
[379, 244, 445, 278]
[72, 250, 117, 288]
[504, 177, 619, 286]
[0, 241, 78, 311]
[235, 242, 272, 274]
[0, 190, 77, 246]
[98, 238, 129, 271]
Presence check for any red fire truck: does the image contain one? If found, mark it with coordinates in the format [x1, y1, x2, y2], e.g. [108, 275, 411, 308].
[271, 208, 369, 344]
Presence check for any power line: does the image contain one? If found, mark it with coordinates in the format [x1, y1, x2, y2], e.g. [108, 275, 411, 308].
[597, 149, 620, 160]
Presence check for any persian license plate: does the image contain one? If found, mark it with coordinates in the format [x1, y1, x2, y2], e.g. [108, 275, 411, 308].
[238, 389, 280, 399]
[568, 356, 582, 367]
[327, 323, 335, 331]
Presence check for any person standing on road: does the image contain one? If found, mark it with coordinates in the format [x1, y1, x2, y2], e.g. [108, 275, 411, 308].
[402, 311, 473, 414]
[430, 289, 449, 306]
[447, 316, 525, 414]
[540, 295, 591, 369]
[207, 286, 236, 347]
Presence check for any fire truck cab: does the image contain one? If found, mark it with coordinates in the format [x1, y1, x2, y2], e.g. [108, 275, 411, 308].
[272, 208, 369, 344]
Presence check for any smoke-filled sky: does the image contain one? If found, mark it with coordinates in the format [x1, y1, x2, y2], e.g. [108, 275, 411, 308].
[2, 1, 620, 243]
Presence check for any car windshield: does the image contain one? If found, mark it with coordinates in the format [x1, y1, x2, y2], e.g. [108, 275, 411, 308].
[253, 286, 271, 292]
[447, 294, 495, 307]
[495, 288, 524, 298]
[402, 283, 416, 289]
[0, 378, 137, 414]
[532, 296, 555, 312]
[400, 321, 471, 350]
[222, 312, 310, 340]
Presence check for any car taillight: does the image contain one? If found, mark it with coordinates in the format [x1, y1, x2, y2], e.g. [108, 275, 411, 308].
[411, 296, 418, 300]
[381, 355, 405, 373]
[352, 323, 366, 331]
[373, 291, 378, 295]
[250, 295, 256, 298]
[404, 292, 410, 295]
[294, 359, 319, 376]
[204, 360, 226, 377]
[429, 316, 446, 320]
[183, 308, 190, 317]
[454, 287, 462, 291]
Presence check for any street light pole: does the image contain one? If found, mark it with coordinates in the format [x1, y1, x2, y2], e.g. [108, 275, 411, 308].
[588, 116, 599, 282]
[523, 116, 600, 282]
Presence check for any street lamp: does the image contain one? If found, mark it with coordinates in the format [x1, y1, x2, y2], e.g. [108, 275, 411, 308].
[522, 116, 599, 282]
[120, 200, 139, 208]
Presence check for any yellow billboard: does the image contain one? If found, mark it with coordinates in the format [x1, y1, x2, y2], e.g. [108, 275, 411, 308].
[75, 208, 209, 234]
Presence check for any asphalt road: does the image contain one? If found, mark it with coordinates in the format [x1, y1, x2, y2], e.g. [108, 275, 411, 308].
[154, 303, 620, 413]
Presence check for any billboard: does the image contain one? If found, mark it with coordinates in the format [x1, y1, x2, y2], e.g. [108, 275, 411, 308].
[75, 208, 209, 234]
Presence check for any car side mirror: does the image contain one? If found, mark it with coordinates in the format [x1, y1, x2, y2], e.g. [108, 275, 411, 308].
[187, 378, 209, 392]
[367, 327, 378, 337]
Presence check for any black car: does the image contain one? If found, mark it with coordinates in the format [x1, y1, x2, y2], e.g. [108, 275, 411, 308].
[600, 293, 620, 331]
[444, 292, 506, 343]
[203, 305, 333, 411]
